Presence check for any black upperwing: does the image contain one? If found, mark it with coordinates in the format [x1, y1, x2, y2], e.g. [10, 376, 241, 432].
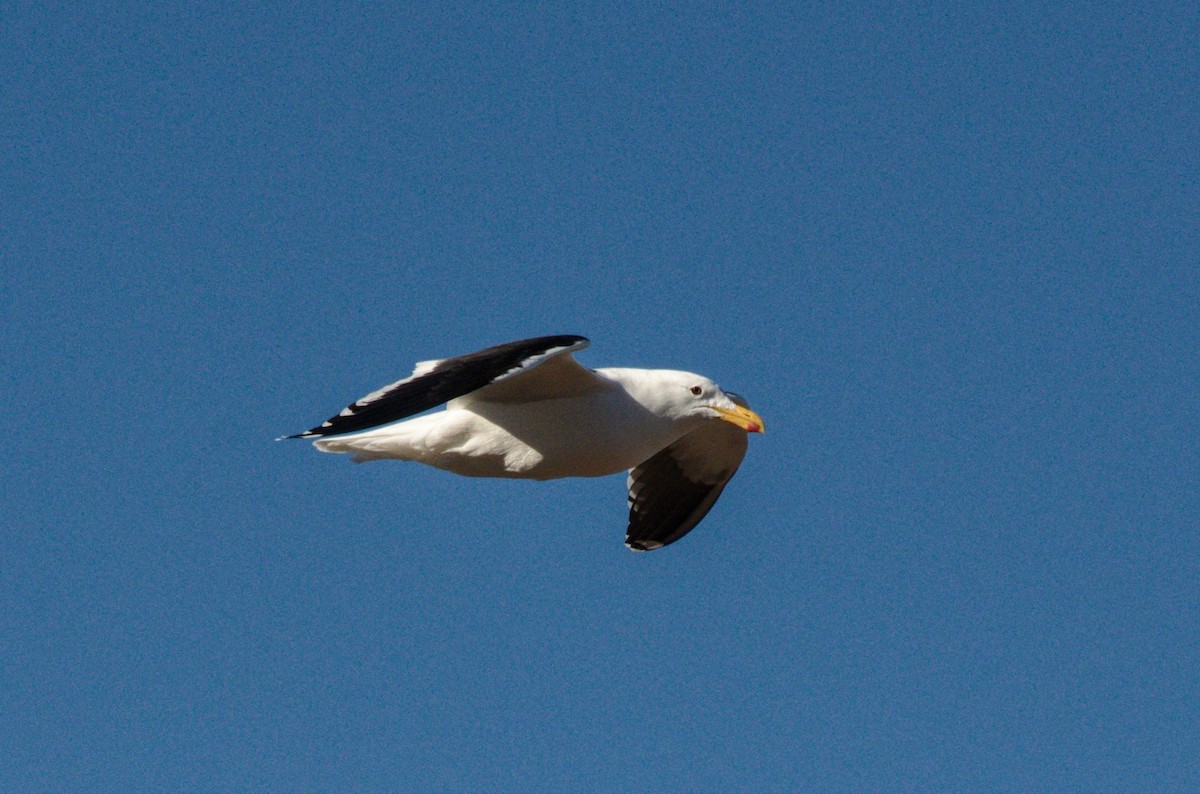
[286, 335, 589, 439]
[624, 420, 748, 551]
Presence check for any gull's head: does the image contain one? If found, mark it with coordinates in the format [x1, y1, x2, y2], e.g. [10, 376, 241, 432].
[656, 372, 765, 434]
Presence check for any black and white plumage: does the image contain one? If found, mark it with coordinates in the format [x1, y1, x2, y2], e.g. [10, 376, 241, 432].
[284, 335, 764, 551]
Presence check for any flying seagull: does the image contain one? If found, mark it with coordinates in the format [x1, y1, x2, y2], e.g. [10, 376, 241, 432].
[283, 335, 764, 551]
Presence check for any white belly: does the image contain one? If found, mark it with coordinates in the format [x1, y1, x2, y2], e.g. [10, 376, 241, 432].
[453, 393, 682, 479]
[313, 391, 686, 480]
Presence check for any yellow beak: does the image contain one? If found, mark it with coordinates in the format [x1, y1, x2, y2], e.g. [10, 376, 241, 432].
[712, 404, 765, 434]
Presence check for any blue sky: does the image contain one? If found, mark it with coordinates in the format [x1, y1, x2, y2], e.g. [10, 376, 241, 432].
[3, 3, 1198, 791]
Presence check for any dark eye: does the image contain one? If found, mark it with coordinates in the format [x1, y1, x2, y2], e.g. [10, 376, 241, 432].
[690, 385, 703, 396]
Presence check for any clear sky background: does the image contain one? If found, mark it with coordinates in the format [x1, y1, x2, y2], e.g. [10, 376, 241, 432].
[3, 3, 1198, 792]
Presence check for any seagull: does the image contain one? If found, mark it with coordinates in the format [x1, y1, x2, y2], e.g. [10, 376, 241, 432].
[283, 335, 764, 551]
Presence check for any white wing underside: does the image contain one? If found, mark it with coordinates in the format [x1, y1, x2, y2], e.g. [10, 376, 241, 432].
[451, 347, 613, 406]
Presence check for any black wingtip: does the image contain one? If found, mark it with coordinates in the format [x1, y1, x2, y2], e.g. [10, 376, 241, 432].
[284, 335, 592, 443]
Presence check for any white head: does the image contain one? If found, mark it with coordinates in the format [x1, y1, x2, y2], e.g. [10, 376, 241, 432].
[625, 370, 765, 433]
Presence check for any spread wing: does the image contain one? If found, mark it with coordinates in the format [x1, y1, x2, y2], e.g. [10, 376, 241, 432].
[285, 335, 599, 439]
[624, 420, 749, 551]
